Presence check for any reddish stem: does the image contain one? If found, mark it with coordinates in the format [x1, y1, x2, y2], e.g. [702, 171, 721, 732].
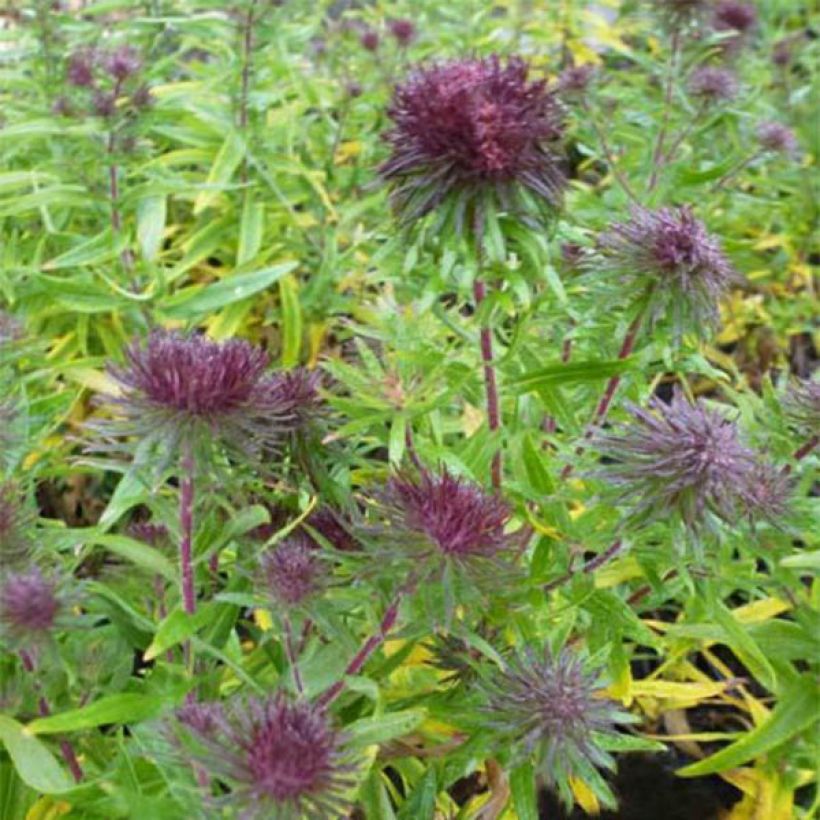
[179, 443, 196, 616]
[560, 308, 644, 481]
[648, 29, 680, 193]
[543, 538, 622, 593]
[782, 435, 819, 475]
[238, 0, 258, 184]
[282, 616, 304, 695]
[473, 279, 502, 489]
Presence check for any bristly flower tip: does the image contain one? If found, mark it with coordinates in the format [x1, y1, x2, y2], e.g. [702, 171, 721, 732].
[714, 1, 758, 34]
[0, 483, 34, 569]
[782, 378, 820, 438]
[0, 569, 61, 638]
[688, 66, 738, 104]
[388, 18, 415, 47]
[262, 534, 325, 607]
[756, 121, 798, 155]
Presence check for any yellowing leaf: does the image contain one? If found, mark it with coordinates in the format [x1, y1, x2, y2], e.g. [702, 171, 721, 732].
[25, 797, 72, 820]
[569, 776, 600, 815]
[254, 608, 273, 632]
[732, 597, 790, 625]
[334, 140, 362, 165]
[630, 679, 729, 703]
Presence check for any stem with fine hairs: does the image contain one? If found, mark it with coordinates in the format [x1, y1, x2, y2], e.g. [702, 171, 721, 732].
[283, 616, 305, 695]
[179, 441, 196, 616]
[647, 29, 680, 193]
[543, 538, 623, 593]
[473, 278, 502, 490]
[782, 435, 819, 475]
[238, 0, 258, 185]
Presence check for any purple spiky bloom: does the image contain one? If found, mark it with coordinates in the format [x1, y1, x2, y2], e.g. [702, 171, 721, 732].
[172, 694, 356, 819]
[305, 507, 358, 552]
[714, 1, 757, 34]
[129, 521, 170, 548]
[67, 49, 95, 87]
[384, 468, 511, 559]
[103, 46, 141, 81]
[381, 56, 565, 231]
[263, 367, 324, 431]
[688, 66, 738, 104]
[480, 646, 629, 800]
[595, 206, 736, 336]
[389, 18, 416, 46]
[782, 378, 820, 438]
[743, 462, 792, 525]
[593, 391, 758, 529]
[92, 91, 117, 118]
[556, 64, 595, 96]
[360, 29, 380, 52]
[96, 330, 314, 461]
[0, 483, 33, 569]
[261, 534, 324, 607]
[756, 121, 798, 155]
[0, 569, 61, 638]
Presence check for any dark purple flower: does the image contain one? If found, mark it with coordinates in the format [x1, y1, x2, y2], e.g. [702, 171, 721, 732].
[171, 694, 356, 818]
[592, 391, 758, 529]
[381, 56, 565, 231]
[480, 646, 629, 803]
[92, 91, 117, 118]
[595, 206, 736, 336]
[96, 330, 309, 461]
[262, 534, 324, 607]
[103, 46, 141, 81]
[129, 521, 170, 548]
[556, 63, 595, 96]
[67, 49, 95, 87]
[130, 84, 153, 109]
[742, 462, 792, 525]
[388, 18, 416, 47]
[360, 29, 380, 52]
[384, 468, 511, 559]
[782, 378, 820, 438]
[0, 569, 61, 638]
[688, 66, 738, 104]
[713, 1, 757, 34]
[305, 507, 358, 552]
[0, 483, 33, 569]
[263, 367, 324, 431]
[756, 121, 798, 155]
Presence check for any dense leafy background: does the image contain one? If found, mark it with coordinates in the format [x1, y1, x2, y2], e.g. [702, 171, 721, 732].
[0, 1, 817, 818]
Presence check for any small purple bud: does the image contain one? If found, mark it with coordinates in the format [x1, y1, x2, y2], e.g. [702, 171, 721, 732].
[130, 84, 153, 109]
[103, 46, 141, 82]
[360, 29, 380, 52]
[0, 569, 60, 637]
[688, 66, 738, 104]
[92, 91, 117, 118]
[67, 49, 94, 87]
[262, 534, 323, 607]
[129, 521, 170, 547]
[556, 63, 595, 96]
[713, 1, 757, 34]
[388, 18, 416, 47]
[756, 121, 798, 155]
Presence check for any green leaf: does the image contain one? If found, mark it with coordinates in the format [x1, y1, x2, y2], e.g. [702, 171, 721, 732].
[509, 762, 538, 820]
[781, 550, 820, 571]
[398, 767, 437, 819]
[42, 228, 125, 270]
[194, 130, 245, 214]
[237, 196, 264, 265]
[90, 534, 177, 583]
[144, 607, 211, 661]
[157, 261, 297, 319]
[0, 716, 72, 793]
[279, 273, 302, 367]
[137, 195, 166, 262]
[346, 709, 426, 748]
[508, 359, 635, 394]
[27, 694, 165, 735]
[677, 674, 819, 777]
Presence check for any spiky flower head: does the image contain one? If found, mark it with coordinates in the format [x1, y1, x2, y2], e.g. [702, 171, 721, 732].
[263, 367, 324, 431]
[67, 48, 95, 87]
[381, 56, 565, 235]
[103, 45, 141, 81]
[305, 507, 359, 552]
[479, 646, 629, 806]
[0, 569, 61, 639]
[129, 520, 170, 548]
[388, 18, 416, 47]
[261, 534, 325, 608]
[688, 66, 739, 104]
[744, 462, 792, 526]
[595, 206, 736, 337]
[95, 330, 318, 466]
[360, 29, 380, 52]
[782, 378, 820, 439]
[0, 483, 34, 569]
[714, 1, 757, 34]
[556, 63, 596, 97]
[172, 694, 356, 819]
[592, 391, 758, 530]
[756, 121, 798, 155]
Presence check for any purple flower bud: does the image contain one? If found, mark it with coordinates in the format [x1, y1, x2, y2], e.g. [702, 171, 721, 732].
[388, 18, 416, 47]
[129, 521, 170, 548]
[556, 63, 595, 96]
[171, 694, 356, 818]
[263, 367, 324, 431]
[713, 1, 757, 34]
[262, 534, 324, 607]
[688, 66, 739, 104]
[0, 569, 61, 638]
[380, 56, 565, 230]
[595, 206, 736, 336]
[305, 507, 358, 552]
[103, 46, 141, 81]
[756, 121, 798, 155]
[360, 30, 380, 52]
[67, 49, 95, 87]
[384, 468, 511, 559]
[0, 483, 33, 569]
[480, 646, 629, 800]
[92, 91, 117, 118]
[743, 462, 792, 525]
[130, 84, 153, 109]
[782, 378, 820, 438]
[592, 391, 758, 529]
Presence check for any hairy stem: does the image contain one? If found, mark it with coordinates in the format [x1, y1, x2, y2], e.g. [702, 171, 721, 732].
[179, 442, 196, 616]
[543, 538, 622, 593]
[238, 0, 258, 185]
[782, 435, 819, 475]
[473, 279, 502, 490]
[282, 616, 305, 695]
[711, 150, 764, 192]
[662, 101, 706, 166]
[647, 29, 680, 193]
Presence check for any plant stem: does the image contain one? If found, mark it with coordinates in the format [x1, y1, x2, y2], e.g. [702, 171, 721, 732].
[179, 441, 196, 616]
[560, 306, 645, 481]
[711, 150, 763, 192]
[238, 0, 258, 185]
[19, 650, 83, 783]
[647, 29, 680, 193]
[661, 101, 706, 166]
[282, 616, 304, 695]
[581, 99, 640, 205]
[543, 538, 622, 593]
[782, 435, 819, 475]
[473, 279, 502, 490]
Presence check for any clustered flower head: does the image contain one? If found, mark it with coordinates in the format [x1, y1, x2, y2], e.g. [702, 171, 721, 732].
[556, 63, 596, 97]
[592, 391, 763, 530]
[129, 520, 170, 548]
[782, 378, 820, 438]
[0, 483, 34, 568]
[756, 121, 798, 155]
[595, 206, 736, 336]
[360, 29, 380, 52]
[262, 534, 325, 608]
[97, 330, 320, 463]
[713, 1, 757, 35]
[688, 66, 739, 104]
[388, 18, 416, 47]
[0, 569, 61, 640]
[479, 646, 629, 805]
[172, 694, 356, 819]
[381, 55, 565, 233]
[383, 467, 511, 560]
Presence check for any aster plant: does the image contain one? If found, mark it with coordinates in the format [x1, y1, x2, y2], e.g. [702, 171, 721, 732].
[478, 645, 632, 809]
[171, 694, 357, 819]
